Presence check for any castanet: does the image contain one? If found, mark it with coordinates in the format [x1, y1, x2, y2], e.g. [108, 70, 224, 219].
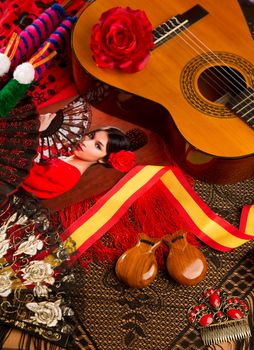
[115, 233, 161, 288]
[163, 230, 207, 286]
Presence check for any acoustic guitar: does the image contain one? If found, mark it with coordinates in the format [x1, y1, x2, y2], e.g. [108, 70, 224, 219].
[72, 0, 254, 182]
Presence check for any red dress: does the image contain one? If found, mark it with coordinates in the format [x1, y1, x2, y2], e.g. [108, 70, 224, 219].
[22, 158, 81, 199]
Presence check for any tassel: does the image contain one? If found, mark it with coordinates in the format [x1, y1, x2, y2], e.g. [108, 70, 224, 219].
[0, 18, 72, 117]
[132, 180, 199, 246]
[4, 32, 20, 61]
[0, 324, 12, 349]
[58, 195, 97, 227]
[0, 325, 69, 349]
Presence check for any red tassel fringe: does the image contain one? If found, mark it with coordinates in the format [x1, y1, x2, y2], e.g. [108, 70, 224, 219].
[57, 179, 199, 271]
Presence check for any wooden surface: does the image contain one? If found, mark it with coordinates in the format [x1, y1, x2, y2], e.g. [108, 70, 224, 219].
[72, 0, 254, 158]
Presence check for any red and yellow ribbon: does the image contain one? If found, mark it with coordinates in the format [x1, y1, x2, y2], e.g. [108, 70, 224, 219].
[60, 165, 254, 261]
[160, 167, 254, 251]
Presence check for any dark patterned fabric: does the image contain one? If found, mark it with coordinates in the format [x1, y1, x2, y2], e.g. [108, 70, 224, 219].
[0, 189, 97, 350]
[0, 97, 40, 204]
[0, 190, 73, 348]
[67, 177, 254, 350]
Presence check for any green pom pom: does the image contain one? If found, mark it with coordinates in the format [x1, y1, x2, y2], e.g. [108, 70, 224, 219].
[0, 79, 31, 117]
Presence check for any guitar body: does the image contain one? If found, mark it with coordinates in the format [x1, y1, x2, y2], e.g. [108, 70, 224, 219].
[72, 0, 254, 182]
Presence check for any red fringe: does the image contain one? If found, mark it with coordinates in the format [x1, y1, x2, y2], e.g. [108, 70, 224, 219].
[57, 179, 199, 271]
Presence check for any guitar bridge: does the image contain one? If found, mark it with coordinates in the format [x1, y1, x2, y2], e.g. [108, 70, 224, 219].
[153, 5, 208, 48]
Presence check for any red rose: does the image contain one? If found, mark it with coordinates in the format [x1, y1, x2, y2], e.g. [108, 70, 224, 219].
[109, 150, 136, 172]
[90, 6, 154, 73]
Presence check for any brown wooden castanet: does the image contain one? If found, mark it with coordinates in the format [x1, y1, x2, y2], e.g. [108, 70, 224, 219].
[115, 233, 161, 289]
[163, 231, 207, 286]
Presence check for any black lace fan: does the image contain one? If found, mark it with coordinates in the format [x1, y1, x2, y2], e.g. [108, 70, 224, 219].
[36, 96, 92, 162]
[0, 96, 40, 205]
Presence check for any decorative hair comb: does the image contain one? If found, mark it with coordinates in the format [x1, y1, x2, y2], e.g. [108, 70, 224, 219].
[126, 128, 148, 151]
[187, 288, 251, 345]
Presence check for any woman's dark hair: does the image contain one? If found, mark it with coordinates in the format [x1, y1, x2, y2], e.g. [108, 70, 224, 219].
[88, 127, 130, 166]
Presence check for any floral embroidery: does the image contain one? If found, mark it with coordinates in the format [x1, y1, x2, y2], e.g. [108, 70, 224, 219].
[26, 300, 62, 327]
[21, 260, 55, 286]
[33, 284, 51, 298]
[0, 272, 12, 297]
[0, 232, 10, 258]
[13, 235, 43, 256]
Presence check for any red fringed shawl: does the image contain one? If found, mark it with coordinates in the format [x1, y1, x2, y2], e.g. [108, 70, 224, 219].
[58, 177, 199, 271]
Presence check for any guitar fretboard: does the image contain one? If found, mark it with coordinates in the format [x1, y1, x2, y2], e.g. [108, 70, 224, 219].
[226, 87, 254, 128]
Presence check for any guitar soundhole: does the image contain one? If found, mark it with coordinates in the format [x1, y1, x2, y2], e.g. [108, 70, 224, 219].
[181, 52, 254, 118]
[197, 65, 247, 104]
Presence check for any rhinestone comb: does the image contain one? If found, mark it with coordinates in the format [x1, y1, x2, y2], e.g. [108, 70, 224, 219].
[187, 288, 251, 345]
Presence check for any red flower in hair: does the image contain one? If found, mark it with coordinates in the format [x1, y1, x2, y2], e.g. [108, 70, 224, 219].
[109, 150, 136, 172]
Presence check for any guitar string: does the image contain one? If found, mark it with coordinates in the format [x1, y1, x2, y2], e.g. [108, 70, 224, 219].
[169, 29, 254, 124]
[157, 30, 240, 106]
[178, 37, 236, 97]
[168, 25, 247, 98]
[155, 22, 231, 98]
[178, 19, 251, 91]
[156, 27, 229, 99]
[177, 24, 254, 110]
[155, 21, 254, 114]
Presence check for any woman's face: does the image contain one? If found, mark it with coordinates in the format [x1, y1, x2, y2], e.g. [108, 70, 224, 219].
[73, 130, 109, 163]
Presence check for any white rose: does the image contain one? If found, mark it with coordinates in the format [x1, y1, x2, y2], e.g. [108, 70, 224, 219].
[14, 235, 43, 257]
[26, 300, 62, 327]
[0, 272, 12, 297]
[21, 261, 55, 286]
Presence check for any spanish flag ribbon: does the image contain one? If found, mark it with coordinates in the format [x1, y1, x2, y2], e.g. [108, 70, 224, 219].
[159, 167, 254, 251]
[59, 165, 254, 261]
[61, 165, 169, 260]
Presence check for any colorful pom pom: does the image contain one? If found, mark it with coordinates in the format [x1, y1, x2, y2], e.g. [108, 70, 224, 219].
[13, 62, 35, 84]
[0, 53, 11, 77]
